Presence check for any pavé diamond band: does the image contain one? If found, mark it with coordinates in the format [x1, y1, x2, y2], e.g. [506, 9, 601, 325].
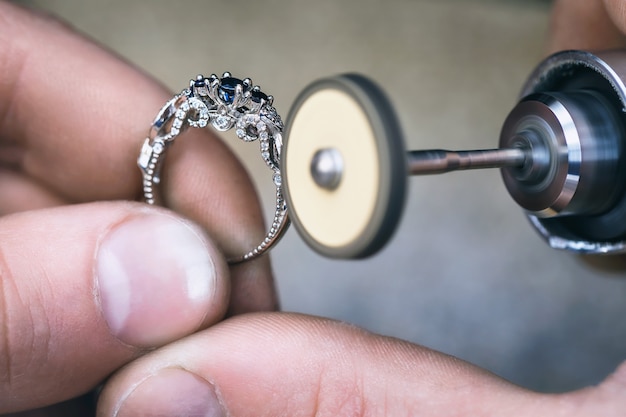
[138, 72, 290, 264]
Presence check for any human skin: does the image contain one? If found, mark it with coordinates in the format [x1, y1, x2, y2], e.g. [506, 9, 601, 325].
[1, 0, 625, 416]
[0, 0, 276, 414]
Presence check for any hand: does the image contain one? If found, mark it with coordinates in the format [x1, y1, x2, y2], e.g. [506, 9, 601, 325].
[94, 2, 626, 416]
[547, 0, 626, 53]
[2, 1, 626, 416]
[96, 314, 626, 417]
[0, 1, 276, 414]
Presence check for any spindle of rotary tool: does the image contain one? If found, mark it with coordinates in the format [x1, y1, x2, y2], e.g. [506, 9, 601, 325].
[282, 51, 626, 258]
[406, 148, 528, 175]
[310, 147, 530, 191]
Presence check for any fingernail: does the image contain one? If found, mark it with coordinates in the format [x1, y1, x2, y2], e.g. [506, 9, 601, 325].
[96, 212, 216, 347]
[115, 368, 226, 417]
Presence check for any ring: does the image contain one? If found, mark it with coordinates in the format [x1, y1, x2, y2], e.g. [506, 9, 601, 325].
[137, 72, 290, 264]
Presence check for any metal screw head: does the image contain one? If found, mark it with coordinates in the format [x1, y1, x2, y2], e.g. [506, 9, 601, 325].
[310, 148, 344, 190]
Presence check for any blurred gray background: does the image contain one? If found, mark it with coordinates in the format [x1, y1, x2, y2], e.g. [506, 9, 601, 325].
[16, 0, 626, 393]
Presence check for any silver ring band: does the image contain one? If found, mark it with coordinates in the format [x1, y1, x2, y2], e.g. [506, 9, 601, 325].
[138, 72, 289, 264]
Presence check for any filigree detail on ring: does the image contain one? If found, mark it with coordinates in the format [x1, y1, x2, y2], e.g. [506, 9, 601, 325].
[137, 72, 290, 264]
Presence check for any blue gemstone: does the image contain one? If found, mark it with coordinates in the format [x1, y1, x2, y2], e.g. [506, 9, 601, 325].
[218, 77, 243, 104]
[251, 89, 268, 104]
[192, 79, 208, 97]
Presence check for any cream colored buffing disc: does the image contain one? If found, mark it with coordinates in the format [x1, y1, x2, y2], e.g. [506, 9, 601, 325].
[282, 74, 407, 258]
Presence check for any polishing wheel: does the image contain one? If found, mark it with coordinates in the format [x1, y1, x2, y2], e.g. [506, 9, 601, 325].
[282, 74, 407, 259]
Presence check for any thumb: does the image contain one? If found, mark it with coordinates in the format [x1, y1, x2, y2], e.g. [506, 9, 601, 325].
[95, 313, 619, 417]
[0, 202, 230, 413]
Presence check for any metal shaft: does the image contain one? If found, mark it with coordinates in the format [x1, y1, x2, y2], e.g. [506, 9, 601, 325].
[407, 148, 528, 175]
